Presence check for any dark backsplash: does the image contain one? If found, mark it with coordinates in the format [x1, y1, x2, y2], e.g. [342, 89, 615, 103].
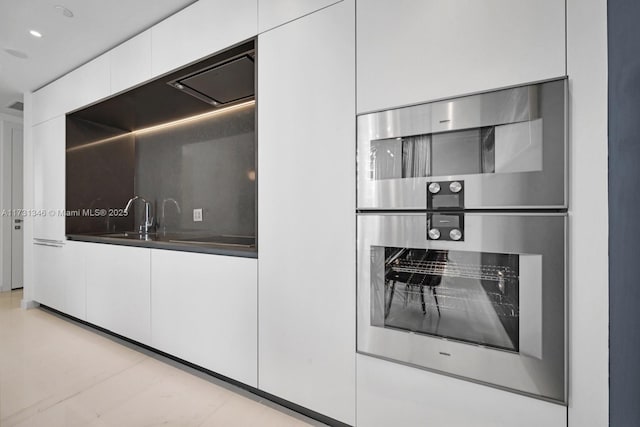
[66, 104, 256, 238]
[135, 104, 256, 237]
[66, 117, 135, 234]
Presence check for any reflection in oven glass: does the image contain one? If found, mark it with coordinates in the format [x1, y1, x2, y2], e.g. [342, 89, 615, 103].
[371, 247, 520, 352]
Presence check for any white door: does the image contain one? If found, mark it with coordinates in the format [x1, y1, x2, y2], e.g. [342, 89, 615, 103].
[11, 128, 23, 289]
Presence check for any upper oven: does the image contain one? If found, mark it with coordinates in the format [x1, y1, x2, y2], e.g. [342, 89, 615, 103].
[357, 78, 567, 211]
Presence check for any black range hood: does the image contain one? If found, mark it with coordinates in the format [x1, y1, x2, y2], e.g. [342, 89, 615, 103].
[167, 54, 255, 106]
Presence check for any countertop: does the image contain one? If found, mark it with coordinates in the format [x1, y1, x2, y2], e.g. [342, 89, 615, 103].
[66, 232, 257, 258]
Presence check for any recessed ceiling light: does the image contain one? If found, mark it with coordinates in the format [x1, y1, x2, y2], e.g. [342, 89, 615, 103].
[54, 5, 74, 18]
[3, 48, 29, 59]
[29, 30, 42, 38]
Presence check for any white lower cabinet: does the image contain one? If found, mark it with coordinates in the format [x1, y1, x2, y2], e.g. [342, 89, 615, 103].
[33, 241, 86, 319]
[33, 242, 67, 311]
[62, 241, 87, 320]
[85, 244, 151, 345]
[150, 250, 257, 387]
[357, 355, 567, 427]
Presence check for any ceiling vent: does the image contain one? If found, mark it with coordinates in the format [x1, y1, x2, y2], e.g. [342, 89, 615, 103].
[8, 101, 24, 111]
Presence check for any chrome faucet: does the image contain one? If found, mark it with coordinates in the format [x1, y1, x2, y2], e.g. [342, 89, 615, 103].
[159, 198, 181, 233]
[124, 195, 155, 234]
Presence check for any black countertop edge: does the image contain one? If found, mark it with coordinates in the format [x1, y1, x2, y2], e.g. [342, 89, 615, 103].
[66, 234, 258, 259]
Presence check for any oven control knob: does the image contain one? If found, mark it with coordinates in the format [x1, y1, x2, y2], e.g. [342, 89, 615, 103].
[428, 228, 441, 240]
[449, 181, 463, 193]
[449, 229, 463, 241]
[428, 182, 441, 194]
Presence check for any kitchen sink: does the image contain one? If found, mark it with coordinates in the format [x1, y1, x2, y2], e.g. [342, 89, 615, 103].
[100, 231, 157, 240]
[168, 235, 255, 248]
[97, 232, 255, 248]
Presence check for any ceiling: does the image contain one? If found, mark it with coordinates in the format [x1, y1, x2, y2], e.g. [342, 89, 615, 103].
[0, 0, 197, 118]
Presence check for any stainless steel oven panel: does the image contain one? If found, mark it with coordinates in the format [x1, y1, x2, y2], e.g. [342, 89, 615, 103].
[430, 84, 537, 133]
[357, 212, 567, 403]
[357, 79, 567, 210]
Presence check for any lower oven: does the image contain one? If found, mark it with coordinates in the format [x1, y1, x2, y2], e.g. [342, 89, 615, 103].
[357, 212, 566, 403]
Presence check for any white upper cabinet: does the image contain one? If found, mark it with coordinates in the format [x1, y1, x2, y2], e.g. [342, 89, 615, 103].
[356, 0, 566, 113]
[32, 116, 65, 241]
[110, 30, 152, 95]
[151, 0, 258, 77]
[258, 0, 341, 33]
[151, 250, 258, 387]
[257, 0, 356, 423]
[32, 55, 110, 125]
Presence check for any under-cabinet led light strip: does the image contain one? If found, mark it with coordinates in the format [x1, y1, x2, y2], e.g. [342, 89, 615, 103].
[66, 100, 255, 153]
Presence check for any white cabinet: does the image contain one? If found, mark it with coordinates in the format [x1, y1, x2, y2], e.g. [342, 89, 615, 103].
[33, 242, 66, 311]
[85, 244, 151, 345]
[258, 0, 341, 33]
[63, 241, 87, 320]
[356, 0, 566, 113]
[151, 0, 258, 77]
[357, 355, 567, 427]
[151, 250, 257, 386]
[32, 117, 65, 241]
[32, 55, 110, 125]
[110, 30, 152, 95]
[257, 1, 356, 423]
[32, 241, 86, 319]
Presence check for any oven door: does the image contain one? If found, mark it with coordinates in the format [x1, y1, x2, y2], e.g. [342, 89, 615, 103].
[357, 212, 566, 403]
[356, 78, 567, 210]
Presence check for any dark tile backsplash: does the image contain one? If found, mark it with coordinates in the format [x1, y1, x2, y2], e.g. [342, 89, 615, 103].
[135, 104, 256, 237]
[66, 117, 135, 234]
[66, 104, 256, 239]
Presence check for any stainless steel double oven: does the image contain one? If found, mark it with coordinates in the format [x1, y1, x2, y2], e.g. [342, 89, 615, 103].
[356, 79, 567, 403]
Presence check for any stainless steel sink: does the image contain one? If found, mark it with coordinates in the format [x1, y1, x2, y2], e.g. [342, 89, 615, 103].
[100, 231, 157, 240]
[97, 232, 255, 248]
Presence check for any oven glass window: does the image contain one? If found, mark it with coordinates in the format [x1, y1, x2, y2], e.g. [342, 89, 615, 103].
[370, 246, 520, 352]
[369, 119, 543, 180]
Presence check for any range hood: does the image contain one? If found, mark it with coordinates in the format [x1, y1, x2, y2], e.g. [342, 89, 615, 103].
[167, 53, 255, 107]
[67, 40, 255, 132]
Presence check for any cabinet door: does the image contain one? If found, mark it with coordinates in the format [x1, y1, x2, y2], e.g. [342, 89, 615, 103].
[63, 241, 87, 320]
[86, 244, 151, 345]
[357, 355, 567, 427]
[33, 242, 66, 311]
[258, 0, 341, 33]
[257, 1, 356, 423]
[151, 250, 257, 387]
[356, 0, 566, 113]
[32, 55, 110, 124]
[110, 30, 152, 94]
[32, 117, 65, 241]
[151, 0, 257, 77]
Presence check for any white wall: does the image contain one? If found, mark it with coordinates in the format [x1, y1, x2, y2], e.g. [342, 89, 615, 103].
[0, 114, 23, 292]
[566, 0, 609, 425]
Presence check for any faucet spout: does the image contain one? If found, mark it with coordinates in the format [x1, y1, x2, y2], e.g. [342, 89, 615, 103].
[124, 195, 155, 234]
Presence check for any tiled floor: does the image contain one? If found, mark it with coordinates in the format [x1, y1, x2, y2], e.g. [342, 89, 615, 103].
[0, 290, 322, 427]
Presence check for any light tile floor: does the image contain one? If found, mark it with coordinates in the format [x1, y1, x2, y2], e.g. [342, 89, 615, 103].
[0, 290, 324, 427]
